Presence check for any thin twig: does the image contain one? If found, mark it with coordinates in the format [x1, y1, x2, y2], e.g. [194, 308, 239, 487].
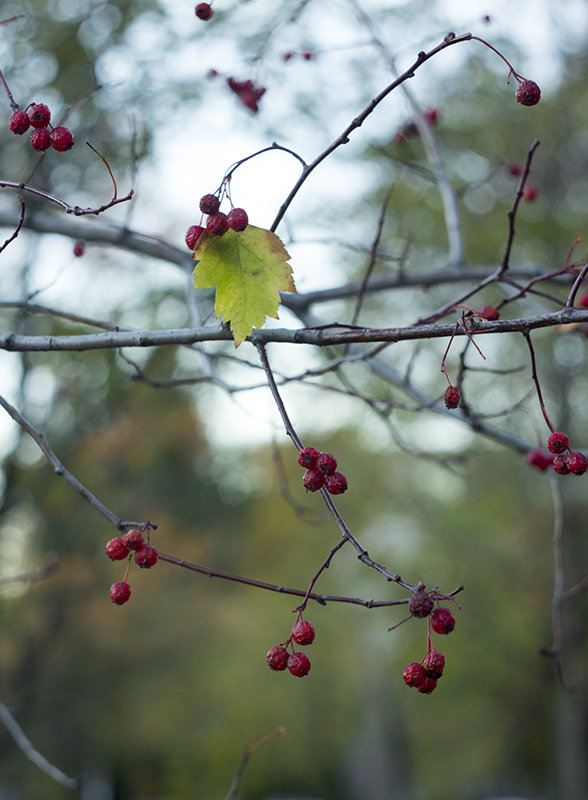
[224, 728, 286, 800]
[0, 195, 25, 252]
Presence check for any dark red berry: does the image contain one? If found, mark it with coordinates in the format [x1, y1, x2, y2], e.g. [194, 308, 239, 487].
[292, 620, 315, 646]
[522, 184, 538, 201]
[227, 207, 248, 231]
[509, 163, 522, 176]
[282, 52, 294, 62]
[409, 589, 434, 618]
[325, 472, 348, 495]
[417, 676, 438, 694]
[315, 452, 337, 475]
[110, 581, 131, 605]
[9, 109, 30, 134]
[302, 51, 313, 60]
[27, 103, 51, 128]
[206, 212, 229, 236]
[402, 662, 427, 687]
[302, 469, 324, 492]
[122, 529, 144, 550]
[567, 451, 587, 476]
[134, 544, 158, 568]
[552, 454, 570, 475]
[547, 431, 569, 454]
[424, 107, 439, 124]
[297, 446, 320, 468]
[422, 651, 445, 679]
[199, 194, 220, 215]
[266, 645, 289, 671]
[577, 292, 588, 309]
[185, 224, 205, 249]
[30, 128, 51, 151]
[106, 536, 130, 561]
[444, 385, 460, 409]
[526, 449, 553, 471]
[516, 79, 541, 106]
[73, 241, 85, 257]
[226, 77, 266, 113]
[431, 607, 455, 635]
[49, 126, 74, 151]
[477, 305, 499, 321]
[195, 2, 214, 20]
[287, 651, 311, 677]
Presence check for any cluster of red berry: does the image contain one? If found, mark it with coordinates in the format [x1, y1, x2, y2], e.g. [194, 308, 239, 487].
[401, 589, 456, 695]
[527, 432, 587, 475]
[185, 193, 249, 250]
[106, 527, 159, 605]
[195, 2, 213, 21]
[266, 617, 315, 677]
[8, 103, 74, 152]
[297, 447, 348, 495]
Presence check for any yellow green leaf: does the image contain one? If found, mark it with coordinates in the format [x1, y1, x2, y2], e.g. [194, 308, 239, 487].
[193, 226, 296, 347]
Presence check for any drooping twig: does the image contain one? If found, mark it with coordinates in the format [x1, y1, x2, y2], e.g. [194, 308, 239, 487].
[521, 330, 554, 432]
[0, 194, 25, 252]
[224, 727, 286, 800]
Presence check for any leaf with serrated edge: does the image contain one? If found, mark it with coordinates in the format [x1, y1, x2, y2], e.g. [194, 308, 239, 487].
[193, 226, 296, 347]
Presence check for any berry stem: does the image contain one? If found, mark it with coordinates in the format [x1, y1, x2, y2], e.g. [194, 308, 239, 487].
[566, 259, 588, 309]
[522, 330, 555, 432]
[295, 536, 347, 614]
[470, 36, 524, 82]
[0, 68, 20, 109]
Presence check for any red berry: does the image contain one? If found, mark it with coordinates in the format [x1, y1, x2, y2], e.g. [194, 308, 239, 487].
[73, 241, 85, 257]
[297, 446, 320, 468]
[515, 79, 541, 107]
[325, 472, 348, 495]
[522, 184, 538, 201]
[195, 2, 214, 20]
[424, 107, 439, 124]
[552, 454, 570, 475]
[110, 581, 131, 605]
[567, 451, 587, 476]
[402, 662, 427, 687]
[409, 589, 434, 618]
[431, 607, 455, 634]
[302, 51, 314, 60]
[227, 207, 248, 231]
[292, 620, 315, 646]
[49, 126, 74, 151]
[315, 452, 337, 475]
[122, 529, 144, 550]
[477, 305, 499, 321]
[393, 131, 407, 146]
[206, 212, 229, 236]
[444, 385, 460, 409]
[266, 645, 289, 671]
[27, 103, 51, 128]
[199, 194, 220, 215]
[287, 651, 311, 677]
[185, 224, 205, 250]
[422, 651, 445, 679]
[282, 52, 294, 62]
[9, 109, 30, 134]
[134, 544, 158, 568]
[30, 128, 51, 151]
[106, 536, 130, 561]
[577, 292, 588, 309]
[226, 77, 266, 113]
[417, 676, 438, 694]
[547, 431, 569, 454]
[509, 163, 522, 176]
[526, 449, 553, 471]
[302, 469, 324, 492]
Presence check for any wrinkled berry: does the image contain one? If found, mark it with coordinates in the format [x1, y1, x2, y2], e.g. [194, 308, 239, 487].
[199, 194, 220, 215]
[195, 2, 214, 20]
[516, 79, 541, 106]
[49, 126, 74, 151]
[417, 676, 438, 694]
[444, 385, 460, 409]
[134, 544, 158, 568]
[185, 224, 205, 249]
[266, 645, 289, 671]
[9, 109, 30, 134]
[206, 212, 229, 236]
[315, 452, 337, 475]
[302, 469, 324, 492]
[123, 529, 144, 550]
[110, 581, 131, 605]
[106, 536, 130, 561]
[325, 472, 348, 495]
[227, 207, 248, 231]
[403, 662, 427, 687]
[27, 103, 51, 128]
[287, 651, 311, 677]
[526, 449, 553, 471]
[292, 620, 315, 646]
[409, 589, 434, 618]
[422, 651, 445, 679]
[547, 431, 569, 454]
[552, 454, 570, 475]
[30, 128, 51, 151]
[567, 451, 587, 476]
[431, 607, 455, 634]
[297, 447, 320, 468]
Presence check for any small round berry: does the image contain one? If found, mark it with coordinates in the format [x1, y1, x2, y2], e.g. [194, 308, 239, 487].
[282, 51, 294, 62]
[73, 241, 85, 257]
[110, 581, 131, 605]
[567, 451, 587, 476]
[195, 2, 214, 20]
[292, 620, 315, 646]
[199, 193, 220, 215]
[552, 454, 570, 476]
[325, 472, 348, 495]
[526, 449, 554, 471]
[422, 651, 445, 679]
[409, 589, 434, 618]
[122, 529, 144, 550]
[206, 212, 229, 236]
[424, 107, 439, 124]
[402, 662, 427, 688]
[49, 126, 74, 151]
[302, 51, 314, 60]
[516, 79, 541, 107]
[302, 469, 324, 492]
[547, 431, 569, 454]
[522, 184, 538, 201]
[106, 536, 130, 561]
[9, 109, 30, 134]
[287, 651, 311, 677]
[30, 128, 51, 151]
[577, 292, 588, 309]
[444, 385, 460, 409]
[509, 163, 522, 177]
[431, 607, 455, 635]
[297, 446, 320, 468]
[266, 645, 289, 671]
[185, 224, 205, 250]
[315, 452, 337, 476]
[477, 305, 499, 321]
[134, 544, 158, 568]
[227, 207, 248, 232]
[417, 676, 438, 694]
[27, 103, 51, 128]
